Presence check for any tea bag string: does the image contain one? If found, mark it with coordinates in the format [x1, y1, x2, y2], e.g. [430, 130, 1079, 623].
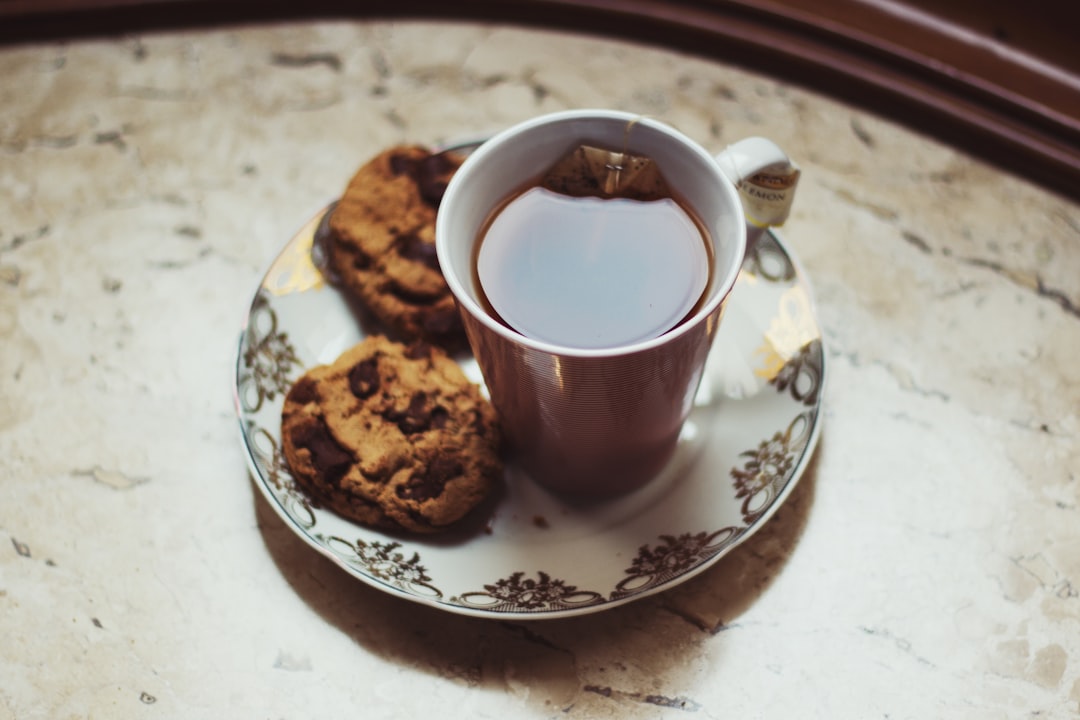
[603, 117, 642, 196]
[603, 156, 624, 196]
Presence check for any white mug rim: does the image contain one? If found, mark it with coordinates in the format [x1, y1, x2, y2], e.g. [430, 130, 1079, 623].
[436, 109, 747, 359]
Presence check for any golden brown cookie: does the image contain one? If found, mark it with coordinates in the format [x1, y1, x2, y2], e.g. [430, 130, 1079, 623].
[327, 145, 466, 348]
[281, 335, 501, 533]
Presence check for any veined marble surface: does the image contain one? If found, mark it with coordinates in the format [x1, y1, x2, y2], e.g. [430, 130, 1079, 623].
[2, 20, 1078, 719]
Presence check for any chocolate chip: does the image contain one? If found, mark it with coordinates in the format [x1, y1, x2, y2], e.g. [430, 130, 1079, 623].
[430, 406, 449, 429]
[351, 250, 373, 270]
[421, 305, 461, 335]
[471, 412, 488, 437]
[416, 177, 449, 207]
[399, 151, 457, 207]
[294, 418, 352, 486]
[288, 376, 319, 405]
[396, 232, 440, 272]
[348, 358, 380, 399]
[387, 280, 440, 305]
[388, 151, 458, 207]
[396, 455, 463, 501]
[386, 391, 431, 434]
[423, 150, 458, 177]
[417, 153, 458, 206]
[389, 153, 414, 176]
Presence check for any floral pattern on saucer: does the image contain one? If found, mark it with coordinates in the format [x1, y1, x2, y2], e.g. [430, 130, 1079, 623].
[235, 207, 824, 619]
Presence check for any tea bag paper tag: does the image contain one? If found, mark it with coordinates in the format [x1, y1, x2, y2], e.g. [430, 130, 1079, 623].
[541, 145, 671, 200]
[737, 164, 801, 227]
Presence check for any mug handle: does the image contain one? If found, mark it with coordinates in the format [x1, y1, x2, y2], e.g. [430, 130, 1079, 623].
[715, 137, 800, 247]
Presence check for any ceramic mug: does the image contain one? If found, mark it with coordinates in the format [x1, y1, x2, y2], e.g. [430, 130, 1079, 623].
[436, 109, 794, 499]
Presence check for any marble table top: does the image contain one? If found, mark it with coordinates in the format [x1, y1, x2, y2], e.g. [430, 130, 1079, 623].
[1, 20, 1077, 719]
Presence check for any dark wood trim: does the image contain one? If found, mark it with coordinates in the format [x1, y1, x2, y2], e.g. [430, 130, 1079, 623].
[2, 0, 1077, 199]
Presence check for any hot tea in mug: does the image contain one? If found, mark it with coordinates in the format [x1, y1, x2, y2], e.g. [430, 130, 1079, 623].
[472, 142, 714, 349]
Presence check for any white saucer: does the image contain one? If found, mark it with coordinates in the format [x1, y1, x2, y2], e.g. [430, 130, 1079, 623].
[234, 206, 825, 619]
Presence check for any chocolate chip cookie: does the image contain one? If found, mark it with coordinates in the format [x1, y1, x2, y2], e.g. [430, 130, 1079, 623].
[281, 335, 501, 533]
[327, 145, 465, 348]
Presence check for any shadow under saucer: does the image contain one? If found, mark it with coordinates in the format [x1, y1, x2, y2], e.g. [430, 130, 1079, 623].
[249, 437, 820, 710]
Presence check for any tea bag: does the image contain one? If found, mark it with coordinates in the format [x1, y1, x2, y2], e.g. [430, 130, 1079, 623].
[540, 144, 671, 200]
